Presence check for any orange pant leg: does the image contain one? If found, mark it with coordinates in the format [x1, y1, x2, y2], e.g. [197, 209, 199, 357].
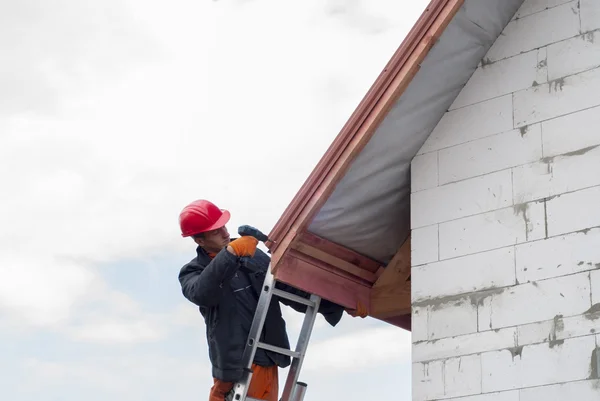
[207, 365, 278, 401]
[208, 378, 233, 401]
[247, 364, 279, 401]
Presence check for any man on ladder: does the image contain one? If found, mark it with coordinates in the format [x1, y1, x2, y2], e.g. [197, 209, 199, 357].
[177, 200, 367, 401]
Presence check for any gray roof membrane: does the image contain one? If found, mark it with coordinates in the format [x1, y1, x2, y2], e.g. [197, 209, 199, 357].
[308, 0, 526, 264]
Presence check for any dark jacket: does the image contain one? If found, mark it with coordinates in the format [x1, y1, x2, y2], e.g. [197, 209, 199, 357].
[178, 242, 345, 382]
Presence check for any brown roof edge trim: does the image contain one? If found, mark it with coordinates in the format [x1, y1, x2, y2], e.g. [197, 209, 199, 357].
[269, 0, 464, 254]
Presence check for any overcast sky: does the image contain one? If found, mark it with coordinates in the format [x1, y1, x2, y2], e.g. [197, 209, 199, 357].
[0, 1, 428, 400]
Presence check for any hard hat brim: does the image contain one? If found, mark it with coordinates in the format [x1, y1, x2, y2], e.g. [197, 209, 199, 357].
[203, 209, 231, 232]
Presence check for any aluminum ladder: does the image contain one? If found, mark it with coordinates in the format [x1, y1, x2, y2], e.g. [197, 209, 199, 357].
[226, 263, 320, 401]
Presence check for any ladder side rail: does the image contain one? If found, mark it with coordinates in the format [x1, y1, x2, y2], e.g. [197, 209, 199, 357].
[280, 294, 321, 401]
[290, 382, 307, 401]
[230, 263, 277, 401]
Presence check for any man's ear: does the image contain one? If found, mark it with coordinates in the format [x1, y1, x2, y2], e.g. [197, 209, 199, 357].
[193, 237, 204, 247]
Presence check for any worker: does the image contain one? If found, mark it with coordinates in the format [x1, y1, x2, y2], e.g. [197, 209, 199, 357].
[177, 199, 367, 401]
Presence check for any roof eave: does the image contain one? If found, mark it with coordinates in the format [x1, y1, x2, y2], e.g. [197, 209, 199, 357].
[261, 0, 464, 329]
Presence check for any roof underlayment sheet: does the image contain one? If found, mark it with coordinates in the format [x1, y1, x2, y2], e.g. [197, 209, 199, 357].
[303, 0, 526, 263]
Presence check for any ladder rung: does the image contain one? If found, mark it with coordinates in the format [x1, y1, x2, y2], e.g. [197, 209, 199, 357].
[257, 341, 301, 358]
[272, 288, 316, 307]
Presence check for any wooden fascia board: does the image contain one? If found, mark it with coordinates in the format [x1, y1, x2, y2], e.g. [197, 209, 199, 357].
[296, 232, 382, 272]
[286, 248, 374, 287]
[284, 232, 384, 284]
[274, 250, 371, 311]
[291, 242, 378, 284]
[269, 0, 464, 270]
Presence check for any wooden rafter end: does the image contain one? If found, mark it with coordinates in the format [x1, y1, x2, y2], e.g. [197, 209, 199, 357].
[369, 235, 412, 319]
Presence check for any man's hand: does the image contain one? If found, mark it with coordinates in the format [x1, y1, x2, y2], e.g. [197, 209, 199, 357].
[345, 300, 368, 318]
[227, 236, 259, 257]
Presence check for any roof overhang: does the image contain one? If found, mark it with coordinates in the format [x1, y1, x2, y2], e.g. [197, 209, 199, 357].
[267, 0, 526, 330]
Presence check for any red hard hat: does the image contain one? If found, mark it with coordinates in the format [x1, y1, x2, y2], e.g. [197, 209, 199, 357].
[179, 199, 231, 237]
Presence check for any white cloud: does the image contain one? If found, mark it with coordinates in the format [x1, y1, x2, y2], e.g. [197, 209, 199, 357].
[0, 254, 96, 327]
[66, 319, 165, 344]
[0, 248, 179, 344]
[0, 0, 158, 116]
[21, 353, 212, 400]
[302, 325, 412, 373]
[170, 302, 205, 329]
[61, 290, 169, 344]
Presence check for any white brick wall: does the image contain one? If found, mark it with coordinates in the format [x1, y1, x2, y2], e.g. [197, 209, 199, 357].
[411, 151, 438, 192]
[542, 105, 600, 156]
[478, 272, 591, 330]
[412, 247, 516, 302]
[592, 269, 600, 305]
[438, 202, 546, 259]
[547, 30, 600, 80]
[512, 144, 600, 204]
[445, 354, 483, 398]
[581, 0, 600, 32]
[485, 1, 580, 63]
[520, 380, 600, 401]
[437, 125, 542, 185]
[514, 66, 600, 127]
[427, 300, 478, 340]
[419, 95, 513, 154]
[413, 360, 445, 400]
[517, 306, 600, 345]
[410, 1, 600, 399]
[413, 326, 518, 362]
[450, 49, 546, 110]
[546, 185, 600, 236]
[512, 0, 573, 20]
[480, 335, 596, 392]
[412, 170, 513, 228]
[515, 228, 600, 282]
[411, 224, 438, 266]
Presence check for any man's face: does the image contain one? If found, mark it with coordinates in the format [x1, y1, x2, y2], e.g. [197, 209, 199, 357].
[195, 225, 230, 253]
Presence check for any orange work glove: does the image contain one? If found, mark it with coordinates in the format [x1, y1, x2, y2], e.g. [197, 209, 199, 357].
[345, 300, 368, 318]
[227, 236, 259, 257]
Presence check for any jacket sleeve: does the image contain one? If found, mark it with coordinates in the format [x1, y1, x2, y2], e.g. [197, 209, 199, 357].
[178, 249, 240, 307]
[274, 281, 345, 327]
